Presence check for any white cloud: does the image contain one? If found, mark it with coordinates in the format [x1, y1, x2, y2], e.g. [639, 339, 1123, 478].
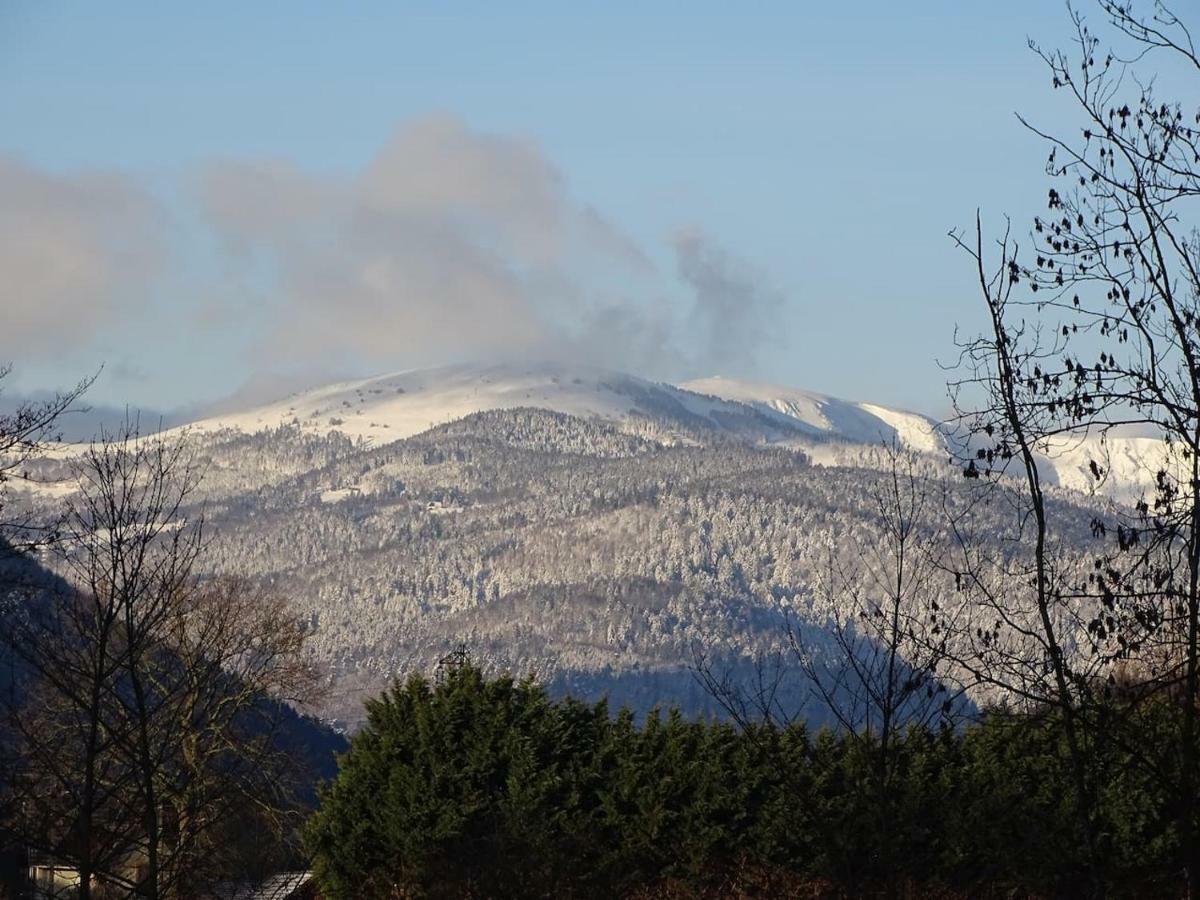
[0, 157, 165, 354]
[199, 115, 658, 373]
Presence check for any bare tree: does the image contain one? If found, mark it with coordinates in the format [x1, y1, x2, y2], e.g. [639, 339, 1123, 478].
[0, 365, 96, 892]
[66, 422, 206, 899]
[948, 1, 1200, 893]
[154, 574, 321, 892]
[947, 214, 1107, 897]
[694, 444, 967, 893]
[0, 364, 94, 554]
[3, 580, 141, 900]
[3, 422, 320, 899]
[792, 443, 968, 740]
[790, 444, 968, 895]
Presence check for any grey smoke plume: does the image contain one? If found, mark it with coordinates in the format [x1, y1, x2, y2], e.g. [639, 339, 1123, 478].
[674, 228, 783, 374]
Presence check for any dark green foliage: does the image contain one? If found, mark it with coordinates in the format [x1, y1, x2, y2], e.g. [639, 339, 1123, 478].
[306, 667, 1191, 899]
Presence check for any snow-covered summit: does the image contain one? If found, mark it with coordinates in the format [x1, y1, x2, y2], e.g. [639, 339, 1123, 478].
[176, 363, 972, 460]
[152, 362, 1170, 504]
[180, 362, 802, 445]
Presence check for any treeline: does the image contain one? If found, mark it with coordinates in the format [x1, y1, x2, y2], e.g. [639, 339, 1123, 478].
[305, 665, 1182, 899]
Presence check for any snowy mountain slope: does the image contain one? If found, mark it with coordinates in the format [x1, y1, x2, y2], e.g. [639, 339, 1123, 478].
[178, 362, 807, 446]
[1030, 431, 1170, 503]
[680, 376, 1187, 504]
[680, 376, 952, 456]
[178, 363, 961, 462]
[20, 362, 1171, 505]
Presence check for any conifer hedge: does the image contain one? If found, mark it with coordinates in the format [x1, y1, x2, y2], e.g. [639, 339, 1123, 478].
[305, 666, 1182, 898]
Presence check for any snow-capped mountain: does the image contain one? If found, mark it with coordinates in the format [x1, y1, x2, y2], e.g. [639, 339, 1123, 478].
[15, 362, 1171, 506]
[6, 361, 1157, 726]
[178, 362, 792, 444]
[178, 362, 952, 456]
[185, 361, 1160, 500]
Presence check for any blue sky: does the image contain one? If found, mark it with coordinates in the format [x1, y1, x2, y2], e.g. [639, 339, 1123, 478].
[1, 2, 1095, 414]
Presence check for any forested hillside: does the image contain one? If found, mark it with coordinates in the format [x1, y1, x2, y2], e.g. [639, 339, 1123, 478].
[7, 401, 1108, 726]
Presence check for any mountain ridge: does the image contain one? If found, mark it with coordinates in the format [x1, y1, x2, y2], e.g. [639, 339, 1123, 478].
[3, 368, 1135, 726]
[18, 360, 1172, 505]
[171, 361, 954, 457]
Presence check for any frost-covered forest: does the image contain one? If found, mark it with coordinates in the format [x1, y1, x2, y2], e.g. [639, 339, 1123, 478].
[13, 404, 1106, 726]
